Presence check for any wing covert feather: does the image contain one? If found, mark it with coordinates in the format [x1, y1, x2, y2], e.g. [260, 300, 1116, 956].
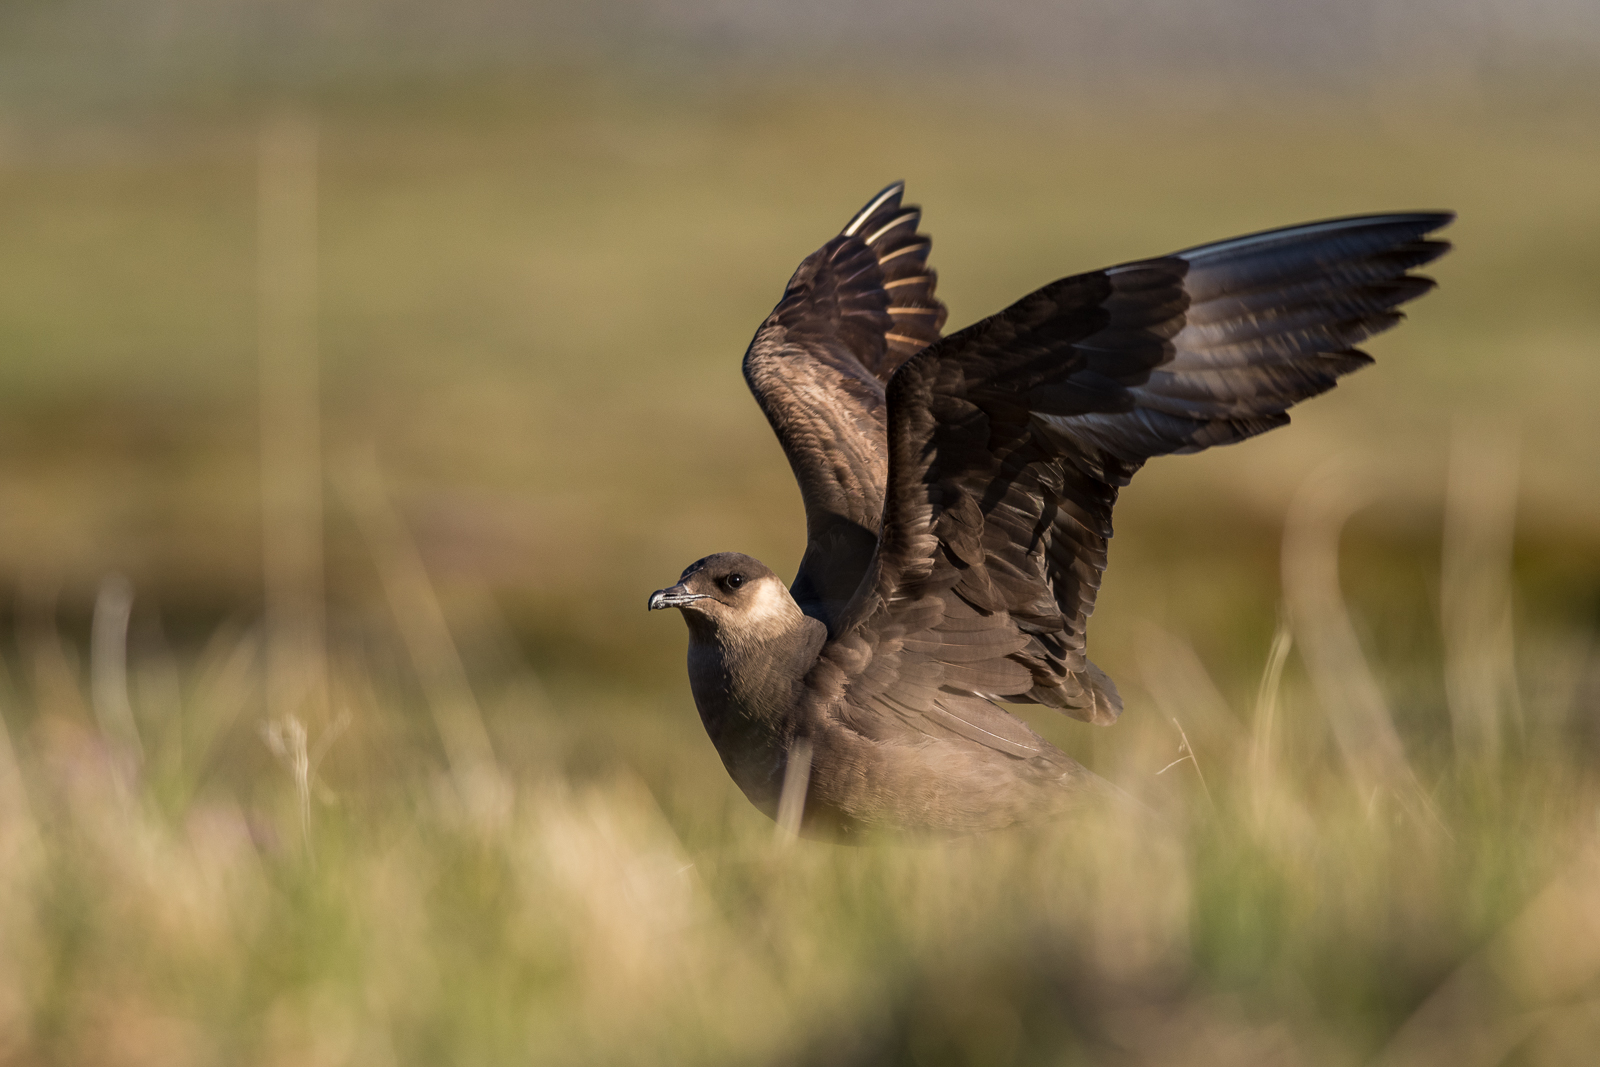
[817, 211, 1452, 751]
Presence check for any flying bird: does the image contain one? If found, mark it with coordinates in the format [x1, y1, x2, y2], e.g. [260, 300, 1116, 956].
[649, 183, 1451, 838]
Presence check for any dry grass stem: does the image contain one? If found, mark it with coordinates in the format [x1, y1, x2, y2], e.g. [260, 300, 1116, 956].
[335, 447, 507, 823]
[1248, 612, 1294, 822]
[1442, 416, 1522, 777]
[1282, 464, 1438, 828]
[774, 737, 813, 842]
[259, 110, 328, 732]
[261, 714, 312, 852]
[90, 573, 144, 796]
[1156, 717, 1213, 809]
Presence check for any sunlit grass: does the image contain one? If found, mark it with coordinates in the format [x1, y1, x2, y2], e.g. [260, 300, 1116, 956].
[1, 631, 1596, 1064]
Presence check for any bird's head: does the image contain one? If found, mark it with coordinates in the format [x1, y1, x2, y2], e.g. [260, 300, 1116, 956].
[647, 552, 801, 644]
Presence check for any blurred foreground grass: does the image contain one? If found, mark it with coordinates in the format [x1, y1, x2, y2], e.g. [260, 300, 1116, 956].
[0, 75, 1598, 1063]
[2, 576, 1597, 1065]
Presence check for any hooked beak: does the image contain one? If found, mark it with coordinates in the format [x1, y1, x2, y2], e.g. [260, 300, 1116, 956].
[647, 584, 709, 611]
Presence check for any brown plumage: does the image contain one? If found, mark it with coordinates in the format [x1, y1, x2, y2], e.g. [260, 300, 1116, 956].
[649, 183, 1452, 837]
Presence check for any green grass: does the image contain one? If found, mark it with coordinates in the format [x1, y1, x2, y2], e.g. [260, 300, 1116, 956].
[0, 73, 1598, 1063]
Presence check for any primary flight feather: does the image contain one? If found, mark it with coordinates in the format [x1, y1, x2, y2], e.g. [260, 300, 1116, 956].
[649, 183, 1451, 837]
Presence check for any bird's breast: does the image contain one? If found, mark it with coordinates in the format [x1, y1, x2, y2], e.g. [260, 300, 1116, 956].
[685, 630, 826, 818]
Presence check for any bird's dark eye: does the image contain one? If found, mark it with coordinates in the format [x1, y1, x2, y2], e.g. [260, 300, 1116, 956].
[724, 573, 745, 590]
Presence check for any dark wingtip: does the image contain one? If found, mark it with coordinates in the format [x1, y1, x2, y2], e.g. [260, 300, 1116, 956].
[1172, 210, 1459, 267]
[1376, 210, 1455, 234]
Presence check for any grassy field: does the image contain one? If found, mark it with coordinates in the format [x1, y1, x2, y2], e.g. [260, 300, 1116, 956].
[0, 74, 1598, 1063]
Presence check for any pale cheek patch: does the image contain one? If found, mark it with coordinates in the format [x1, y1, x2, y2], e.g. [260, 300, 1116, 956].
[744, 577, 802, 637]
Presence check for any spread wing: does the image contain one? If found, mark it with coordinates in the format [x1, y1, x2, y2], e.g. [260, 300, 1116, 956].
[815, 212, 1453, 754]
[743, 183, 947, 629]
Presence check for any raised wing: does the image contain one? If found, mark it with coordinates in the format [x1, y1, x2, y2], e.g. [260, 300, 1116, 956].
[819, 212, 1453, 750]
[743, 183, 947, 629]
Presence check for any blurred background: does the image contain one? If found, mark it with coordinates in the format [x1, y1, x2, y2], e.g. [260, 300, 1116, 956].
[1, 2, 1598, 1064]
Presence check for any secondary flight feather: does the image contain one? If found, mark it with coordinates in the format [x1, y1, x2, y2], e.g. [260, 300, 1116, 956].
[650, 183, 1451, 837]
